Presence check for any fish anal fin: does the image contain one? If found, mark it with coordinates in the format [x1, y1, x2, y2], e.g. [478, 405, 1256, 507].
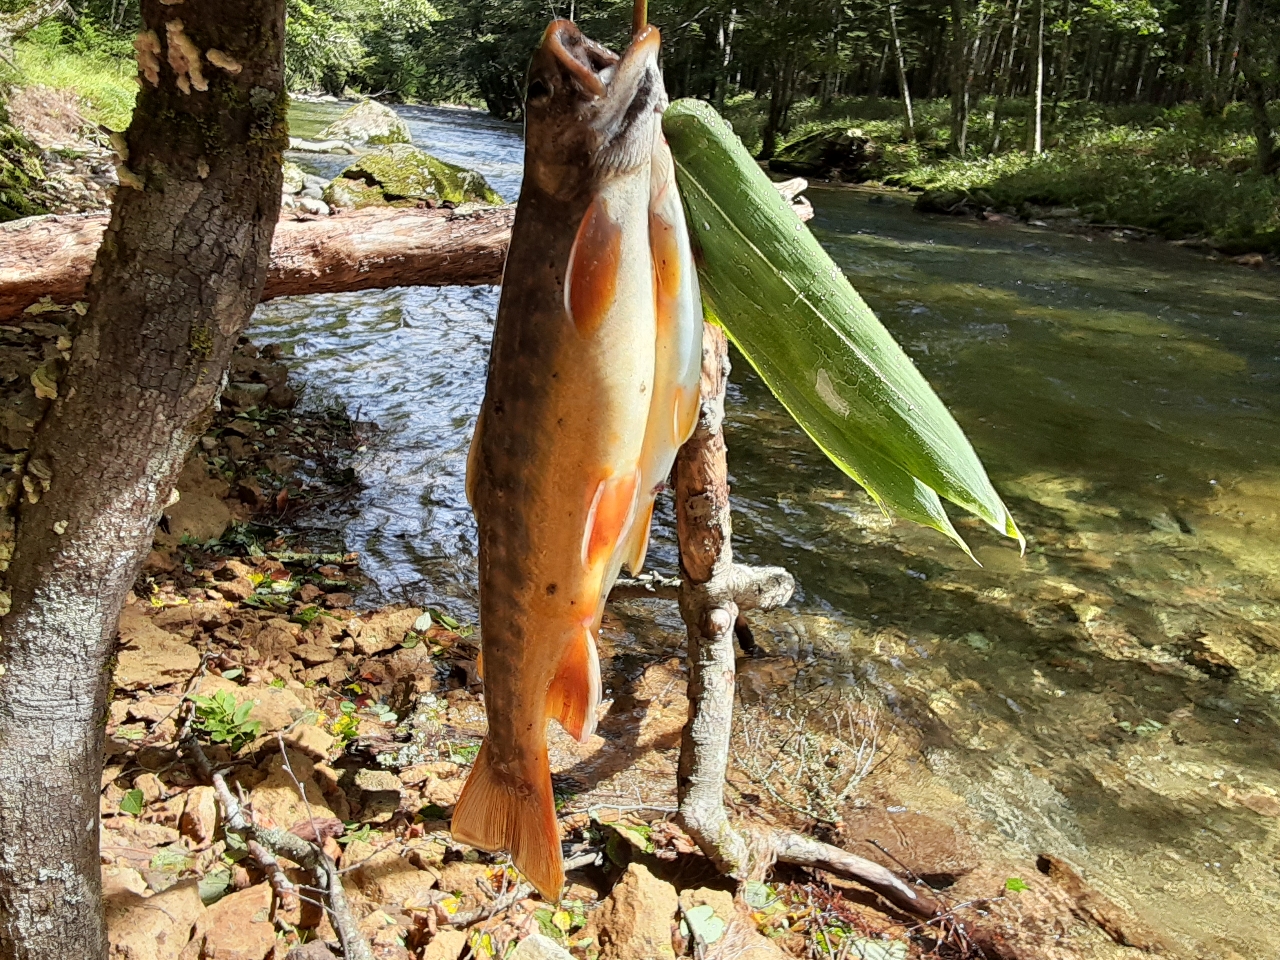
[565, 196, 622, 336]
[621, 498, 655, 575]
[582, 467, 640, 570]
[547, 627, 601, 742]
[451, 740, 563, 902]
[465, 408, 484, 508]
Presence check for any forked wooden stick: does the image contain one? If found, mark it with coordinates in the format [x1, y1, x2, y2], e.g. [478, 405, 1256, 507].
[671, 324, 943, 920]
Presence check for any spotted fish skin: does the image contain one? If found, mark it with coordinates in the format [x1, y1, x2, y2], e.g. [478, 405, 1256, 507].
[452, 20, 664, 903]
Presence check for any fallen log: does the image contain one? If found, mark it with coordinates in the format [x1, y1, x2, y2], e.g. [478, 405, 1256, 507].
[0, 205, 515, 322]
[0, 180, 816, 322]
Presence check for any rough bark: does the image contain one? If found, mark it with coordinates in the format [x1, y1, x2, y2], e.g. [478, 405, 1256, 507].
[0, 2, 286, 957]
[0, 205, 515, 322]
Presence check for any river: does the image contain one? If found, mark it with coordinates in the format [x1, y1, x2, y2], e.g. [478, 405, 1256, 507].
[258, 101, 1280, 958]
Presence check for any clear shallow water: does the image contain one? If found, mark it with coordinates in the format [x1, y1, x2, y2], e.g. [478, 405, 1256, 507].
[261, 103, 1280, 957]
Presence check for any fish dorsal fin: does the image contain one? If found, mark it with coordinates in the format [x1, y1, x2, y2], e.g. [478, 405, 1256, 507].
[547, 627, 601, 742]
[564, 195, 622, 336]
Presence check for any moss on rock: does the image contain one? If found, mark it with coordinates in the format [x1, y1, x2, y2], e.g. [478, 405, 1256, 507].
[317, 100, 412, 147]
[330, 143, 503, 208]
[0, 101, 52, 222]
[281, 160, 307, 195]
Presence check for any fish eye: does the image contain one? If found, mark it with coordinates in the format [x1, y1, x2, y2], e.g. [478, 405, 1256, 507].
[527, 78, 553, 105]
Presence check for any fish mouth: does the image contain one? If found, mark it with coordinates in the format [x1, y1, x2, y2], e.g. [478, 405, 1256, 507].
[534, 20, 663, 157]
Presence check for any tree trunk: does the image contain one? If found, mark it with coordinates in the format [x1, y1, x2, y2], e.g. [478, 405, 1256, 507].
[759, 56, 795, 161]
[0, 1, 286, 957]
[1225, 0, 1248, 89]
[0, 206, 515, 322]
[949, 0, 971, 155]
[1031, 0, 1045, 153]
[1243, 58, 1278, 174]
[889, 4, 916, 141]
[992, 0, 1024, 152]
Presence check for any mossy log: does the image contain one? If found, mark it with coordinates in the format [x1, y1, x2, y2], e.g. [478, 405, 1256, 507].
[0, 205, 515, 321]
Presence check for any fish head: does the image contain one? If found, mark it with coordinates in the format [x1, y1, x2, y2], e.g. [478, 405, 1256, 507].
[523, 19, 663, 197]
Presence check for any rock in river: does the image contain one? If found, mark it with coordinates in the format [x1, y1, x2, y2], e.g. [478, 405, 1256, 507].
[768, 126, 878, 181]
[317, 99, 411, 147]
[325, 143, 503, 209]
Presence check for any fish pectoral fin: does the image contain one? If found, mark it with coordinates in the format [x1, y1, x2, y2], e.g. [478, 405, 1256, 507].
[547, 627, 601, 743]
[582, 467, 641, 570]
[620, 497, 655, 576]
[465, 408, 484, 508]
[565, 195, 622, 337]
[451, 740, 564, 902]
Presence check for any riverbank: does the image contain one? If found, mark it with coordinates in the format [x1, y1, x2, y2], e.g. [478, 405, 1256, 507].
[726, 93, 1280, 257]
[0, 302, 1145, 959]
[8, 29, 1279, 259]
[26, 316, 1149, 960]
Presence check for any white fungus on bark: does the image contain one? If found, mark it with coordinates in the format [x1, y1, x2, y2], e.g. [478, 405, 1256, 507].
[206, 49, 242, 74]
[166, 20, 207, 94]
[133, 30, 161, 87]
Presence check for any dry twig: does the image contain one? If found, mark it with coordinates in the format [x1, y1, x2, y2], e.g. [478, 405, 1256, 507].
[177, 676, 374, 960]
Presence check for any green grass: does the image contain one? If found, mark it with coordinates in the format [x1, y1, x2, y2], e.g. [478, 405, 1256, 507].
[735, 93, 1280, 254]
[13, 23, 138, 131]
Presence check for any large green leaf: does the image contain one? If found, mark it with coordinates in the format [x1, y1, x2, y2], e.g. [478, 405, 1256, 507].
[663, 99, 1023, 556]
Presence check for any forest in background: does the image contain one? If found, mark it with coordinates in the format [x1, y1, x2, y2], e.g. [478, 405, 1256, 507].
[2, 0, 1279, 251]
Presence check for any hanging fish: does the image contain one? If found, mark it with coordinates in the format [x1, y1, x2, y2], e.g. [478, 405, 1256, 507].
[452, 19, 680, 901]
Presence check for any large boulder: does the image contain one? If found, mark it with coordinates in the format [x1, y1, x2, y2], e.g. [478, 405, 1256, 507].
[769, 127, 878, 182]
[325, 143, 503, 209]
[317, 99, 411, 147]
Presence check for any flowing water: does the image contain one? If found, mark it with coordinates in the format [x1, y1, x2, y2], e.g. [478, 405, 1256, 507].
[259, 102, 1280, 957]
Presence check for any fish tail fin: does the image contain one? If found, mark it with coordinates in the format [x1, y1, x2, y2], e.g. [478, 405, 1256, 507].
[621, 498, 656, 575]
[547, 627, 601, 742]
[451, 740, 564, 902]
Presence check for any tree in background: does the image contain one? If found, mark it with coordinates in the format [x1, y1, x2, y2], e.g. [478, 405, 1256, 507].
[0, 0, 286, 956]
